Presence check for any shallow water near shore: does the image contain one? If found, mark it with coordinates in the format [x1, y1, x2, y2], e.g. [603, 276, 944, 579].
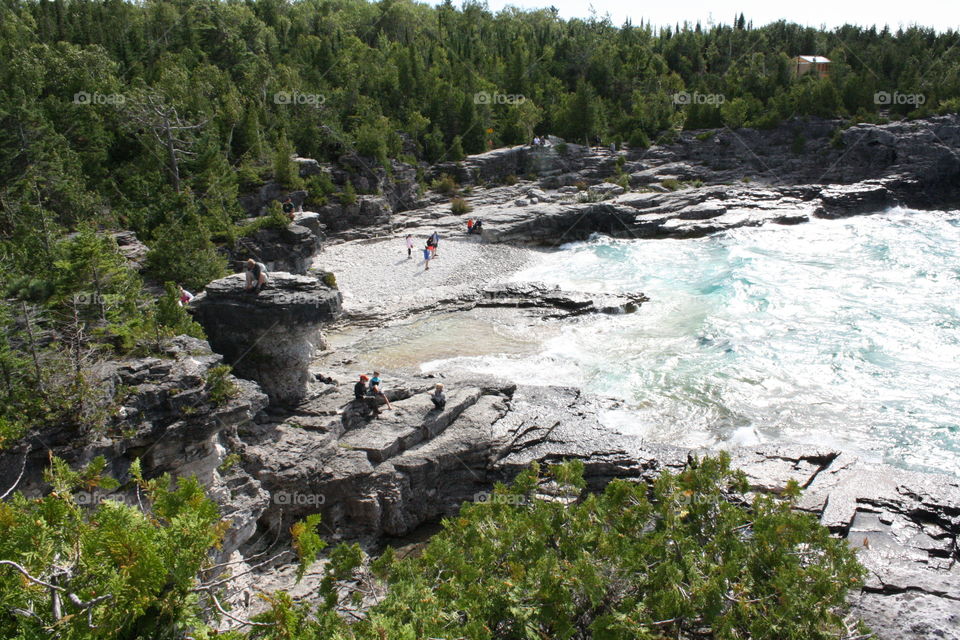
[335, 207, 960, 475]
[325, 308, 553, 373]
[447, 208, 960, 474]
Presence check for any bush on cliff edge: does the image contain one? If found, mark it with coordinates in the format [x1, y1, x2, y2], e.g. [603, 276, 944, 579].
[0, 454, 867, 639]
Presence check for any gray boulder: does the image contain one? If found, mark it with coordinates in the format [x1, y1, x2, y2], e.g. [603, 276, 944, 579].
[190, 273, 342, 405]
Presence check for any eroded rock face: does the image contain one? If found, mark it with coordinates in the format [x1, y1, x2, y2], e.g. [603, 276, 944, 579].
[223, 364, 960, 638]
[230, 224, 320, 274]
[0, 336, 270, 558]
[190, 273, 342, 405]
[364, 116, 960, 245]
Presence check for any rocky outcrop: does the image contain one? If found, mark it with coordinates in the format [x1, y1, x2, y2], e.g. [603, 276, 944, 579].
[428, 142, 595, 186]
[331, 154, 420, 212]
[309, 195, 392, 234]
[224, 368, 959, 638]
[334, 280, 649, 327]
[378, 116, 960, 245]
[0, 336, 269, 557]
[238, 182, 308, 217]
[189, 273, 342, 405]
[229, 223, 320, 274]
[643, 116, 960, 191]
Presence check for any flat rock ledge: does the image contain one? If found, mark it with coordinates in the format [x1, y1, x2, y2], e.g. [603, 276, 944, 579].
[190, 272, 342, 405]
[229, 375, 960, 639]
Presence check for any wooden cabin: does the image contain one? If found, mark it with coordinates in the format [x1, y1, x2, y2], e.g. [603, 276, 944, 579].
[792, 55, 831, 78]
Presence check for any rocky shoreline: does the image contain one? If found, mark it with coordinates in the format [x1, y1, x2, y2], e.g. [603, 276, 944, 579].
[2, 115, 959, 637]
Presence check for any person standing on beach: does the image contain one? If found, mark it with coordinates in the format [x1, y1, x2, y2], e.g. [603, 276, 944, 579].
[430, 231, 440, 256]
[406, 234, 414, 259]
[423, 243, 432, 270]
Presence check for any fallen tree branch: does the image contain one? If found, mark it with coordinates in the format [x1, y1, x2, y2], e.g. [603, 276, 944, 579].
[0, 448, 29, 499]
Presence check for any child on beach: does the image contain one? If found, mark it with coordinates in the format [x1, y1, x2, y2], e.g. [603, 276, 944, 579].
[423, 244, 432, 270]
[406, 234, 413, 258]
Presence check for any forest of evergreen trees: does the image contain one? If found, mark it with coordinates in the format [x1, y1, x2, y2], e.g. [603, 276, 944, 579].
[1, 3, 951, 635]
[3, 0, 960, 253]
[0, 0, 958, 443]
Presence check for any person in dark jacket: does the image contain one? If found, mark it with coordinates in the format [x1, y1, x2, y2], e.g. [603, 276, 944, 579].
[430, 383, 446, 411]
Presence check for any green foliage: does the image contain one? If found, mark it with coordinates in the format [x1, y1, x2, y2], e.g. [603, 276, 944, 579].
[245, 455, 864, 640]
[155, 282, 205, 340]
[238, 163, 267, 192]
[448, 135, 466, 162]
[339, 181, 358, 206]
[0, 455, 865, 639]
[204, 365, 239, 407]
[792, 132, 807, 154]
[52, 226, 143, 326]
[830, 127, 846, 149]
[321, 272, 338, 289]
[272, 134, 303, 190]
[0, 457, 226, 638]
[238, 202, 290, 238]
[291, 514, 327, 583]
[661, 178, 682, 191]
[450, 197, 472, 215]
[304, 173, 337, 208]
[430, 174, 459, 195]
[145, 196, 228, 292]
[218, 453, 241, 473]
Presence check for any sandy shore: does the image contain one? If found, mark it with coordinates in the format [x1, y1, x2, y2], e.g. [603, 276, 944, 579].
[313, 235, 544, 317]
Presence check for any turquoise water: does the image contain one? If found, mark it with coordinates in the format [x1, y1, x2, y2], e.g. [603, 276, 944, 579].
[424, 208, 960, 475]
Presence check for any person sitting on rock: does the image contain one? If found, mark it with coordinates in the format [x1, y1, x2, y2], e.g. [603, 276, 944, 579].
[244, 258, 269, 293]
[472, 219, 483, 234]
[466, 218, 474, 234]
[354, 375, 369, 401]
[353, 374, 382, 417]
[430, 383, 446, 411]
[368, 371, 392, 411]
[282, 197, 295, 221]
